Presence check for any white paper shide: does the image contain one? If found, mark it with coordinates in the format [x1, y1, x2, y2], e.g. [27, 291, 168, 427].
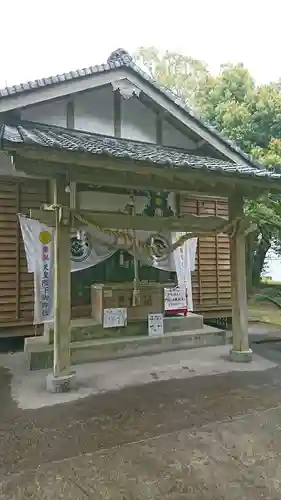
[103, 308, 128, 328]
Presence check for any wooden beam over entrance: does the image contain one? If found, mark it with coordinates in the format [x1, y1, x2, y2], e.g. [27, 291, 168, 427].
[15, 156, 229, 196]
[29, 207, 230, 233]
[12, 150, 277, 196]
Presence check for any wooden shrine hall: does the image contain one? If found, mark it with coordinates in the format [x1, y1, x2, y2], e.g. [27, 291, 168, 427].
[1, 119, 281, 391]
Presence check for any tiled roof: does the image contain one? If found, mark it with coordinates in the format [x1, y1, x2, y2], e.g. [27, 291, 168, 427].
[0, 49, 261, 170]
[1, 121, 280, 182]
[0, 50, 132, 99]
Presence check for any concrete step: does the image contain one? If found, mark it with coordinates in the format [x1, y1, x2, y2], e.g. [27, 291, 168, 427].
[25, 325, 232, 371]
[46, 313, 205, 344]
[164, 314, 203, 333]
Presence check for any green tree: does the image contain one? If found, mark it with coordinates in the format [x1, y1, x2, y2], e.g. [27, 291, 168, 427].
[195, 63, 255, 152]
[134, 48, 281, 289]
[136, 47, 209, 108]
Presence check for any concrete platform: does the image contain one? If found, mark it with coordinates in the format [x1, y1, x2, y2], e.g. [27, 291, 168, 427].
[25, 323, 230, 370]
[2, 343, 275, 409]
[46, 313, 205, 344]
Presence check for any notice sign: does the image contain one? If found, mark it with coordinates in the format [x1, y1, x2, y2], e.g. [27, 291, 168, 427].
[148, 313, 164, 337]
[164, 287, 187, 311]
[103, 308, 127, 328]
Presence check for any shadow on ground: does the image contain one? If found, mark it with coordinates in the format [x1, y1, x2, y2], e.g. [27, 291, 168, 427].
[1, 337, 281, 498]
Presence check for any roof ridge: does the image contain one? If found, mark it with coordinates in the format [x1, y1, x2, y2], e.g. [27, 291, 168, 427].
[0, 58, 128, 98]
[0, 48, 262, 170]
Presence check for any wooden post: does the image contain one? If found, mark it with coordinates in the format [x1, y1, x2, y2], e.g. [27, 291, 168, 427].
[130, 193, 140, 307]
[113, 90, 121, 138]
[53, 205, 71, 376]
[228, 192, 252, 362]
[46, 178, 76, 392]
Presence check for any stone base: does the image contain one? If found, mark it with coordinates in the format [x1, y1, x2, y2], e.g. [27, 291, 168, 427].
[164, 314, 203, 333]
[229, 348, 253, 363]
[27, 326, 228, 370]
[46, 372, 77, 393]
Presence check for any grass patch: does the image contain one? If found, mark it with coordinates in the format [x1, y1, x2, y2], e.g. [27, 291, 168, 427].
[261, 278, 281, 287]
[248, 297, 281, 327]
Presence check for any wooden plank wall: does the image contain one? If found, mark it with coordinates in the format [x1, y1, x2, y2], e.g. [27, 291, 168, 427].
[180, 194, 232, 317]
[0, 182, 232, 332]
[0, 178, 49, 329]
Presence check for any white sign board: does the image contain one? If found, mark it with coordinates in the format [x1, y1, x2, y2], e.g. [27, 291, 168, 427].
[164, 287, 187, 311]
[103, 308, 127, 328]
[148, 313, 164, 337]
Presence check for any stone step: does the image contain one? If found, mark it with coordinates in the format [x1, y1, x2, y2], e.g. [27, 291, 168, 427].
[46, 313, 204, 344]
[164, 314, 203, 333]
[25, 325, 232, 371]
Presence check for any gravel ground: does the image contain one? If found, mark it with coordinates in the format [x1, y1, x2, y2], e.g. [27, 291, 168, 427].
[1, 338, 281, 498]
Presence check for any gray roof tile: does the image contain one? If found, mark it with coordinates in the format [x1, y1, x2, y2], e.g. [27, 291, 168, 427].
[1, 121, 280, 183]
[0, 49, 261, 170]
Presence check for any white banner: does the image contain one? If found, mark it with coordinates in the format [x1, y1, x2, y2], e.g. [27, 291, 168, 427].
[18, 217, 54, 324]
[172, 233, 197, 311]
[18, 216, 197, 324]
[33, 228, 54, 324]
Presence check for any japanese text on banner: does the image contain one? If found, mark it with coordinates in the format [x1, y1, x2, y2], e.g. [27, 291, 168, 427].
[34, 230, 54, 324]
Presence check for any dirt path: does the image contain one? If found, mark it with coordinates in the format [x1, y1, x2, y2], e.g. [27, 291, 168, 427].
[1, 342, 281, 498]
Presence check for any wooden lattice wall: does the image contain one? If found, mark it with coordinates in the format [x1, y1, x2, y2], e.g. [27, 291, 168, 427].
[0, 178, 49, 330]
[180, 194, 232, 318]
[0, 181, 233, 333]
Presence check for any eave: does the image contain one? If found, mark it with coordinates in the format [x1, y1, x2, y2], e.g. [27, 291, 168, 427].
[8, 145, 281, 198]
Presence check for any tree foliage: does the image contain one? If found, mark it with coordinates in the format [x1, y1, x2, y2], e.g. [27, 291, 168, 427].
[136, 46, 209, 108]
[135, 48, 281, 288]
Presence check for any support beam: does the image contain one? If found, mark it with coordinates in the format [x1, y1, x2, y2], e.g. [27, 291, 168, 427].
[30, 208, 231, 233]
[16, 157, 208, 194]
[113, 90, 121, 138]
[53, 205, 71, 376]
[66, 101, 75, 129]
[69, 181, 77, 209]
[11, 147, 280, 194]
[228, 192, 252, 362]
[155, 113, 163, 145]
[46, 178, 76, 392]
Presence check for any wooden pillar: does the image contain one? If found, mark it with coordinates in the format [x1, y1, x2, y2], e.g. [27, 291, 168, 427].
[46, 178, 75, 391]
[53, 205, 71, 376]
[228, 192, 252, 362]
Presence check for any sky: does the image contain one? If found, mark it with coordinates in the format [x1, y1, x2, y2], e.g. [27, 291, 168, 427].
[267, 256, 281, 281]
[2, 0, 281, 278]
[1, 0, 280, 89]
